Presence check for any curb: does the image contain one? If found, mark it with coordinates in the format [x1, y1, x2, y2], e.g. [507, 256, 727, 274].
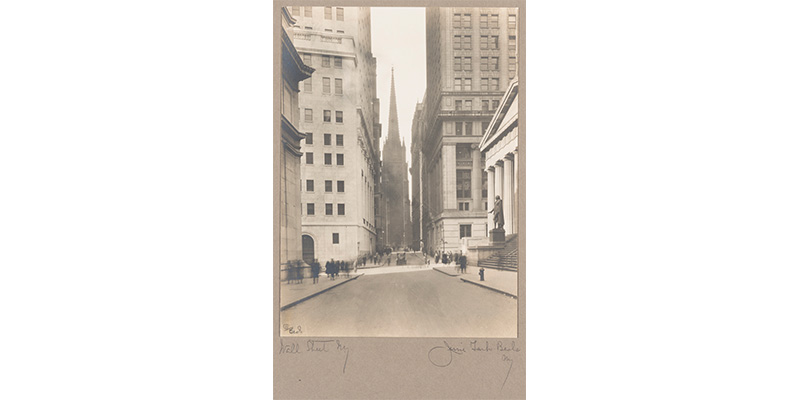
[459, 278, 518, 299]
[432, 267, 461, 277]
[280, 274, 363, 311]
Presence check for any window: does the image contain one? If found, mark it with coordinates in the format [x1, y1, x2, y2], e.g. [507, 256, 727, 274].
[481, 78, 489, 91]
[337, 204, 345, 215]
[324, 29, 332, 32]
[324, 6, 332, 19]
[460, 224, 472, 238]
[324, 153, 332, 165]
[306, 179, 314, 191]
[481, 57, 488, 71]
[337, 180, 345, 192]
[302, 53, 312, 65]
[508, 14, 516, 30]
[322, 55, 330, 67]
[463, 13, 471, 28]
[304, 108, 313, 122]
[307, 203, 315, 215]
[457, 144, 472, 160]
[491, 78, 500, 91]
[336, 134, 343, 146]
[334, 56, 342, 68]
[453, 13, 461, 28]
[509, 57, 517, 77]
[454, 57, 461, 71]
[332, 233, 339, 243]
[464, 57, 472, 71]
[458, 202, 471, 211]
[465, 121, 473, 136]
[336, 153, 344, 165]
[482, 121, 490, 134]
[454, 78, 461, 91]
[464, 78, 472, 91]
[455, 100, 462, 111]
[306, 152, 313, 164]
[304, 6, 312, 17]
[335, 111, 343, 123]
[465, 100, 472, 110]
[490, 36, 499, 49]
[455, 122, 463, 135]
[480, 35, 488, 49]
[305, 132, 313, 145]
[303, 77, 311, 92]
[336, 7, 344, 21]
[482, 100, 489, 111]
[323, 77, 331, 94]
[336, 30, 344, 34]
[323, 110, 331, 123]
[462, 35, 471, 49]
[326, 203, 333, 215]
[482, 171, 488, 198]
[291, 6, 300, 16]
[480, 14, 488, 28]
[509, 36, 517, 51]
[335, 78, 342, 95]
[490, 57, 499, 71]
[325, 180, 333, 192]
[492, 100, 500, 109]
[324, 133, 331, 145]
[457, 169, 472, 198]
[490, 14, 499, 28]
[453, 35, 461, 50]
[304, 26, 312, 30]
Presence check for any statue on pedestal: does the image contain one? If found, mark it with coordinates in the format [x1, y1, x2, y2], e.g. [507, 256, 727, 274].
[490, 195, 504, 230]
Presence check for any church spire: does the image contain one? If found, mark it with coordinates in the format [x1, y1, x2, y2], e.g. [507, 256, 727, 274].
[388, 67, 400, 144]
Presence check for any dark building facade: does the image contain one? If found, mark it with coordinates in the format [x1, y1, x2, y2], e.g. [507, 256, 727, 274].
[381, 69, 411, 249]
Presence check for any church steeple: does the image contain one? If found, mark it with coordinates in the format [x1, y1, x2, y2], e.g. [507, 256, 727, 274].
[387, 67, 400, 144]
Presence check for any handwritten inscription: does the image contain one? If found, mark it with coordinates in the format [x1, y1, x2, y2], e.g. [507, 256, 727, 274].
[428, 340, 522, 391]
[278, 339, 350, 374]
[282, 324, 303, 335]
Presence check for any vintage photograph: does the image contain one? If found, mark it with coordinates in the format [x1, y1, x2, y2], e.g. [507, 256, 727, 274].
[279, 6, 521, 337]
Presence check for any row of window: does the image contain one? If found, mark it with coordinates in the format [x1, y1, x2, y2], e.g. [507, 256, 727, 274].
[455, 99, 500, 111]
[302, 76, 343, 95]
[305, 179, 346, 193]
[301, 53, 343, 69]
[303, 109, 344, 123]
[306, 203, 346, 216]
[292, 6, 344, 21]
[448, 121, 491, 136]
[454, 78, 501, 91]
[453, 35, 516, 51]
[305, 152, 345, 165]
[304, 133, 344, 146]
[455, 169, 490, 199]
[453, 13, 516, 30]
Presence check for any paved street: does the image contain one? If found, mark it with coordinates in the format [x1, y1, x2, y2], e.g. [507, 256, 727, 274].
[280, 268, 517, 337]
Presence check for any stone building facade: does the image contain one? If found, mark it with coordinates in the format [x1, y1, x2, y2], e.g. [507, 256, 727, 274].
[280, 7, 314, 278]
[290, 7, 382, 262]
[381, 69, 411, 249]
[416, 7, 519, 254]
[410, 101, 424, 251]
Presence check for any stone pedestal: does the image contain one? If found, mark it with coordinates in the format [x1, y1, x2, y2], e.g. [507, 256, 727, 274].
[490, 228, 506, 244]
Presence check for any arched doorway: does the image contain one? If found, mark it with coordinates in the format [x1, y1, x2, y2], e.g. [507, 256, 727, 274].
[301, 235, 315, 264]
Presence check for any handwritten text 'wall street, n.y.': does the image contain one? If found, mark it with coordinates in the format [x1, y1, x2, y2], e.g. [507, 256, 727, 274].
[279, 339, 350, 374]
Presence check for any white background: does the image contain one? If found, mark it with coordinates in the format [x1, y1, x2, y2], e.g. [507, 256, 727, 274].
[2, 1, 799, 398]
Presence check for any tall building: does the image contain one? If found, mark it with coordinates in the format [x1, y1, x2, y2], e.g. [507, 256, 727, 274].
[279, 7, 314, 279]
[410, 101, 424, 251]
[417, 7, 519, 253]
[381, 69, 411, 249]
[290, 6, 382, 262]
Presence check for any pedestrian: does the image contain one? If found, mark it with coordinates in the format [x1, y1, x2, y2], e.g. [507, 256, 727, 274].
[297, 260, 304, 283]
[460, 254, 466, 274]
[435, 253, 440, 264]
[311, 260, 320, 284]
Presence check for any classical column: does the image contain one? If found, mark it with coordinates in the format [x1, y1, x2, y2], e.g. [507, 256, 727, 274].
[442, 144, 456, 210]
[494, 160, 504, 230]
[504, 154, 514, 234]
[471, 144, 482, 212]
[486, 166, 495, 236]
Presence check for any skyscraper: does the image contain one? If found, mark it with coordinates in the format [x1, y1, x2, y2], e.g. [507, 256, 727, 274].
[417, 7, 518, 253]
[291, 7, 382, 262]
[381, 69, 411, 249]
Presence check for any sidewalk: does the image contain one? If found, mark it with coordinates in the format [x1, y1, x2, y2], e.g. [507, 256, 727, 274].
[280, 273, 363, 311]
[433, 264, 517, 298]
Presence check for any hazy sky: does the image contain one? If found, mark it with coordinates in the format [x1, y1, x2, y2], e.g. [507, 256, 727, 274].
[371, 7, 426, 163]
